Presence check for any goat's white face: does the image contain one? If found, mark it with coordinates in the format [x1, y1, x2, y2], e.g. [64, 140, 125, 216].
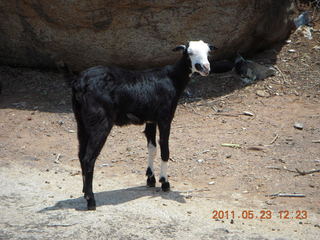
[187, 40, 211, 76]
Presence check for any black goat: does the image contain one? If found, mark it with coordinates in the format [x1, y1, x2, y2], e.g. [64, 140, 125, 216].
[68, 40, 216, 210]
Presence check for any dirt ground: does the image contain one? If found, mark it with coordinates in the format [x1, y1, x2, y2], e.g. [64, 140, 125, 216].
[1, 20, 320, 239]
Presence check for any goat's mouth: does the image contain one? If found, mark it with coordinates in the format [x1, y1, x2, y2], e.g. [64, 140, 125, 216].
[195, 63, 210, 76]
[199, 70, 210, 76]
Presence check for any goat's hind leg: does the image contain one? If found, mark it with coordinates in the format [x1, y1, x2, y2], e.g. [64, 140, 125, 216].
[144, 123, 157, 187]
[82, 122, 112, 210]
[72, 96, 88, 194]
[78, 103, 113, 210]
[77, 124, 88, 194]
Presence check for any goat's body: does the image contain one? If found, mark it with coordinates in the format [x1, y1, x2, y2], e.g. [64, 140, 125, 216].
[70, 40, 213, 210]
[73, 65, 181, 127]
[71, 58, 191, 210]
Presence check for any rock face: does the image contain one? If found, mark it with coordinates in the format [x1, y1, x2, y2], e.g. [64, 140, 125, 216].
[0, 0, 295, 71]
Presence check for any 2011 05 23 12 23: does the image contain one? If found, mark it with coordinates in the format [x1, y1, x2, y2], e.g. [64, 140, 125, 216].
[211, 210, 308, 220]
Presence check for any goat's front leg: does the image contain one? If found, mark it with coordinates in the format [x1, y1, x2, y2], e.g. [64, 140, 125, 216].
[158, 121, 171, 192]
[144, 123, 157, 187]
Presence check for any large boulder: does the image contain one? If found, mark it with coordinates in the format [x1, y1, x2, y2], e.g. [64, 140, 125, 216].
[0, 0, 295, 71]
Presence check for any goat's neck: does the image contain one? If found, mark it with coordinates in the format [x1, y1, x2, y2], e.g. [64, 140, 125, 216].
[170, 55, 192, 95]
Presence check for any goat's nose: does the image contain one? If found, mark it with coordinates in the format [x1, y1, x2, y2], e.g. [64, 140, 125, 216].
[203, 63, 210, 72]
[201, 63, 210, 76]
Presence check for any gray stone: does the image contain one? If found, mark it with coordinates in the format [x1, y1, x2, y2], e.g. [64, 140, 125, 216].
[256, 90, 270, 98]
[294, 122, 304, 130]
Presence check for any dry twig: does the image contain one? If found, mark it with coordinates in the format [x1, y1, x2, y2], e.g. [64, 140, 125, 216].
[212, 111, 255, 118]
[221, 143, 241, 148]
[295, 168, 320, 176]
[266, 193, 306, 198]
[265, 166, 282, 170]
[54, 153, 61, 164]
[274, 65, 288, 84]
[270, 134, 279, 145]
[247, 146, 265, 151]
[212, 113, 239, 117]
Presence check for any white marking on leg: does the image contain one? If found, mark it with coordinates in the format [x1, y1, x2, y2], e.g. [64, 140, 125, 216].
[147, 143, 156, 174]
[160, 160, 168, 182]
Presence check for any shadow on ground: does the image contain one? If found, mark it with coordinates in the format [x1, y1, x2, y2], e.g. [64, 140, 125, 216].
[39, 186, 186, 212]
[0, 44, 284, 113]
[0, 67, 72, 113]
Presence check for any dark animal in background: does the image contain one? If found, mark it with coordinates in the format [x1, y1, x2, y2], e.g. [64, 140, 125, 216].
[66, 40, 216, 210]
[234, 53, 276, 83]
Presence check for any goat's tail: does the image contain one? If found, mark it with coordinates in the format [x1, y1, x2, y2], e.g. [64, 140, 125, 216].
[56, 61, 76, 87]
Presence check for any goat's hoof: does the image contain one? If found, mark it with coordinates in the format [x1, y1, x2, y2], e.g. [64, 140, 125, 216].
[87, 205, 96, 211]
[147, 175, 156, 187]
[87, 199, 96, 211]
[161, 181, 170, 192]
[146, 167, 153, 177]
[159, 176, 166, 183]
[159, 177, 170, 191]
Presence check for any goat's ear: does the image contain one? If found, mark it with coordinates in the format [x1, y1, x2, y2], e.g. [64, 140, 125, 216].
[172, 45, 186, 52]
[209, 45, 218, 51]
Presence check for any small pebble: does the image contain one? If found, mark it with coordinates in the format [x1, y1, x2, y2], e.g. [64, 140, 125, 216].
[58, 120, 64, 125]
[100, 163, 110, 167]
[243, 111, 254, 116]
[256, 90, 270, 97]
[294, 122, 304, 130]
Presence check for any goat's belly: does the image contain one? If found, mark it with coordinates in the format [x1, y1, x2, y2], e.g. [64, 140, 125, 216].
[114, 113, 153, 126]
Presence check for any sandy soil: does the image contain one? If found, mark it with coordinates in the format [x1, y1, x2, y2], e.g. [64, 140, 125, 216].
[1, 21, 320, 240]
